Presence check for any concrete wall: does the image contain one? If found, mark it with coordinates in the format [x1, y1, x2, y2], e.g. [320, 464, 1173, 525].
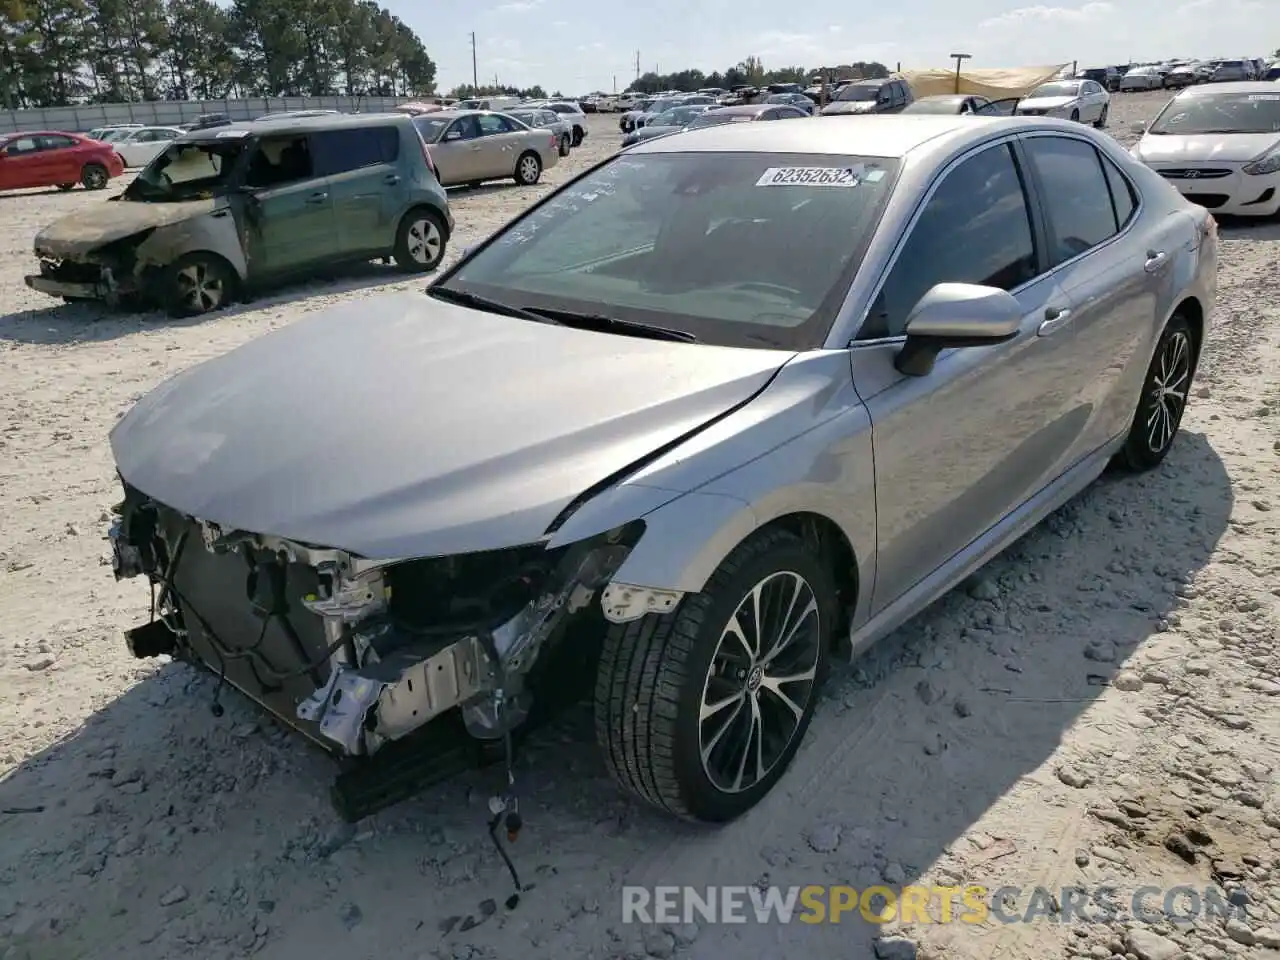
[0, 96, 418, 135]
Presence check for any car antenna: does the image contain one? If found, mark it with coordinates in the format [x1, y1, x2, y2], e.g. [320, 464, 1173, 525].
[483, 684, 527, 909]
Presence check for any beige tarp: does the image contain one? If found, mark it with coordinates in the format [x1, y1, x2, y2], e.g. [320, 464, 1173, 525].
[898, 65, 1070, 100]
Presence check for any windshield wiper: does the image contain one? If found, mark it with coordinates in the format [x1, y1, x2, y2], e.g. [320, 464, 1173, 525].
[427, 286, 554, 323]
[519, 305, 700, 343]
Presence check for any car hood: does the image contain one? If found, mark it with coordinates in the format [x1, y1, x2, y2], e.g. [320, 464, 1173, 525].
[1136, 132, 1280, 164]
[1017, 95, 1078, 111]
[34, 197, 220, 257]
[635, 124, 682, 139]
[110, 291, 795, 560]
[821, 101, 877, 115]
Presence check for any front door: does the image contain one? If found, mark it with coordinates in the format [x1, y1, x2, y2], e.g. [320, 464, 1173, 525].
[431, 115, 486, 185]
[849, 139, 1082, 612]
[239, 134, 337, 278]
[474, 112, 522, 178]
[0, 135, 51, 189]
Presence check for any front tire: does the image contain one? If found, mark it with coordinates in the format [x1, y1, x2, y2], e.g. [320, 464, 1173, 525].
[594, 527, 834, 822]
[392, 208, 447, 273]
[1094, 105, 1108, 128]
[514, 150, 542, 186]
[572, 125, 584, 147]
[1069, 109, 1080, 123]
[558, 133, 571, 157]
[163, 253, 234, 318]
[81, 163, 109, 190]
[1116, 314, 1195, 471]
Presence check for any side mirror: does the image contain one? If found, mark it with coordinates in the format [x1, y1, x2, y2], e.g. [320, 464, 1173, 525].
[894, 283, 1022, 377]
[1130, 121, 1148, 134]
[445, 129, 463, 141]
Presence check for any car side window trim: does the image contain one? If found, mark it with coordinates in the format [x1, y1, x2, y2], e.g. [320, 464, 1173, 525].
[1014, 131, 1144, 275]
[846, 134, 1048, 346]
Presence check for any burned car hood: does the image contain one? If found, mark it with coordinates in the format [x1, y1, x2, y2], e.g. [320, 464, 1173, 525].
[34, 197, 221, 258]
[110, 292, 795, 560]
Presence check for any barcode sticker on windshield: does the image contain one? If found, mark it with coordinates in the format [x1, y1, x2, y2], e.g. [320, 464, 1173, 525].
[1247, 94, 1280, 100]
[756, 166, 864, 186]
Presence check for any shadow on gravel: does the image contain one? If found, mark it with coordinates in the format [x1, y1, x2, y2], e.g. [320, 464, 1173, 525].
[0, 262, 420, 345]
[0, 432, 1230, 960]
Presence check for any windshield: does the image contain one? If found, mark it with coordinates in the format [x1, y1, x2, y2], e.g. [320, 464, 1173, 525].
[905, 98, 965, 114]
[413, 116, 452, 142]
[836, 85, 879, 102]
[651, 106, 703, 126]
[1029, 82, 1081, 98]
[1217, 61, 1244, 68]
[433, 151, 898, 349]
[1148, 92, 1280, 134]
[645, 98, 678, 113]
[508, 112, 540, 126]
[124, 140, 246, 202]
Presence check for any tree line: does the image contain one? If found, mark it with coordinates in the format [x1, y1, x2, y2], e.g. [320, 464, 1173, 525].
[0, 0, 436, 110]
[621, 57, 892, 96]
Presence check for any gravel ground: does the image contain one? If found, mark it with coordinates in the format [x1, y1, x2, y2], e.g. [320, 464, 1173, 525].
[3, 93, 1280, 960]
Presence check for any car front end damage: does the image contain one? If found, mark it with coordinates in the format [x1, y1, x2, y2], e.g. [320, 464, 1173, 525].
[24, 197, 238, 307]
[107, 480, 654, 822]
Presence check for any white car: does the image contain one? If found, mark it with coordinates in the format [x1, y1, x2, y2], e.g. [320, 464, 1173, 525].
[616, 92, 645, 110]
[86, 123, 143, 141]
[544, 101, 587, 145]
[1119, 67, 1165, 91]
[1130, 82, 1280, 217]
[113, 126, 185, 167]
[1015, 79, 1110, 127]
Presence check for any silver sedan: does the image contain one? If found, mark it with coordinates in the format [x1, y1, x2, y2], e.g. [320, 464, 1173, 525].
[411, 109, 560, 187]
[103, 115, 1216, 825]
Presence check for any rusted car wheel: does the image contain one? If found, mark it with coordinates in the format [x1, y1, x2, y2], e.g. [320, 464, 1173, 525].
[393, 208, 447, 273]
[163, 253, 234, 318]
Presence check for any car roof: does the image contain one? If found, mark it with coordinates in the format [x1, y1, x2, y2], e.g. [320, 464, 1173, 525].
[630, 114, 1070, 160]
[704, 104, 773, 116]
[4, 130, 82, 137]
[915, 94, 972, 103]
[1175, 80, 1279, 96]
[178, 112, 410, 141]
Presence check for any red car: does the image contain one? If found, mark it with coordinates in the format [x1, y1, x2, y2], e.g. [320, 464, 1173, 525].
[0, 130, 126, 193]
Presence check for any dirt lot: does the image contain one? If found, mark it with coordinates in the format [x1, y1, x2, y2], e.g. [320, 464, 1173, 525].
[2, 93, 1280, 960]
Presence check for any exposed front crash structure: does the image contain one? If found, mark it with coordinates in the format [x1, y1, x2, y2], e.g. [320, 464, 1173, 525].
[109, 481, 641, 821]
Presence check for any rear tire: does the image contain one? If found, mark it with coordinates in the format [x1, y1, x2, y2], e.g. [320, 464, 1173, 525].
[594, 527, 835, 822]
[558, 134, 571, 157]
[572, 126, 584, 147]
[163, 253, 235, 318]
[1115, 313, 1195, 471]
[81, 163, 109, 190]
[392, 207, 447, 273]
[514, 151, 542, 186]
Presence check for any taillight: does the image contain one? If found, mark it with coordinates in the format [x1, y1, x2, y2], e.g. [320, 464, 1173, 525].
[549, 134, 557, 151]
[418, 134, 437, 180]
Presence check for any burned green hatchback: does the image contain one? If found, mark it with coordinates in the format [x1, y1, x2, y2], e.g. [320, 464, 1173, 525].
[25, 113, 454, 317]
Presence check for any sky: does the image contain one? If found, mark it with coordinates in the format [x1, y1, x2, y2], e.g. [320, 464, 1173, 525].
[399, 0, 1277, 96]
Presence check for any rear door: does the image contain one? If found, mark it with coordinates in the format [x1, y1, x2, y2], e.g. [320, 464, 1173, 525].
[311, 125, 402, 254]
[1016, 132, 1170, 459]
[240, 133, 337, 278]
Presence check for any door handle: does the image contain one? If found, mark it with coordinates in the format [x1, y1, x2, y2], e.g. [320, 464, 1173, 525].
[1144, 250, 1168, 273]
[383, 174, 400, 185]
[304, 192, 328, 204]
[1037, 306, 1072, 337]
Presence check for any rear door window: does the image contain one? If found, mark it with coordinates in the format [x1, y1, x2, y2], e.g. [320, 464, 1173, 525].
[1021, 136, 1120, 265]
[311, 126, 399, 176]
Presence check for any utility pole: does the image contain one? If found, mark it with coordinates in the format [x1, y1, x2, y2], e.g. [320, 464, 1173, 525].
[470, 32, 478, 91]
[635, 50, 640, 83]
[949, 52, 971, 93]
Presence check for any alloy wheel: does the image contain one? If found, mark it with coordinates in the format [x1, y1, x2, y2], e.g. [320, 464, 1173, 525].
[519, 156, 540, 183]
[1146, 329, 1190, 454]
[698, 571, 822, 794]
[85, 168, 106, 189]
[175, 262, 224, 313]
[405, 218, 442, 265]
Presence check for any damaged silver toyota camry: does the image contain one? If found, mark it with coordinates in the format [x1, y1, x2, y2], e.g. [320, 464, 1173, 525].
[108, 115, 1215, 827]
